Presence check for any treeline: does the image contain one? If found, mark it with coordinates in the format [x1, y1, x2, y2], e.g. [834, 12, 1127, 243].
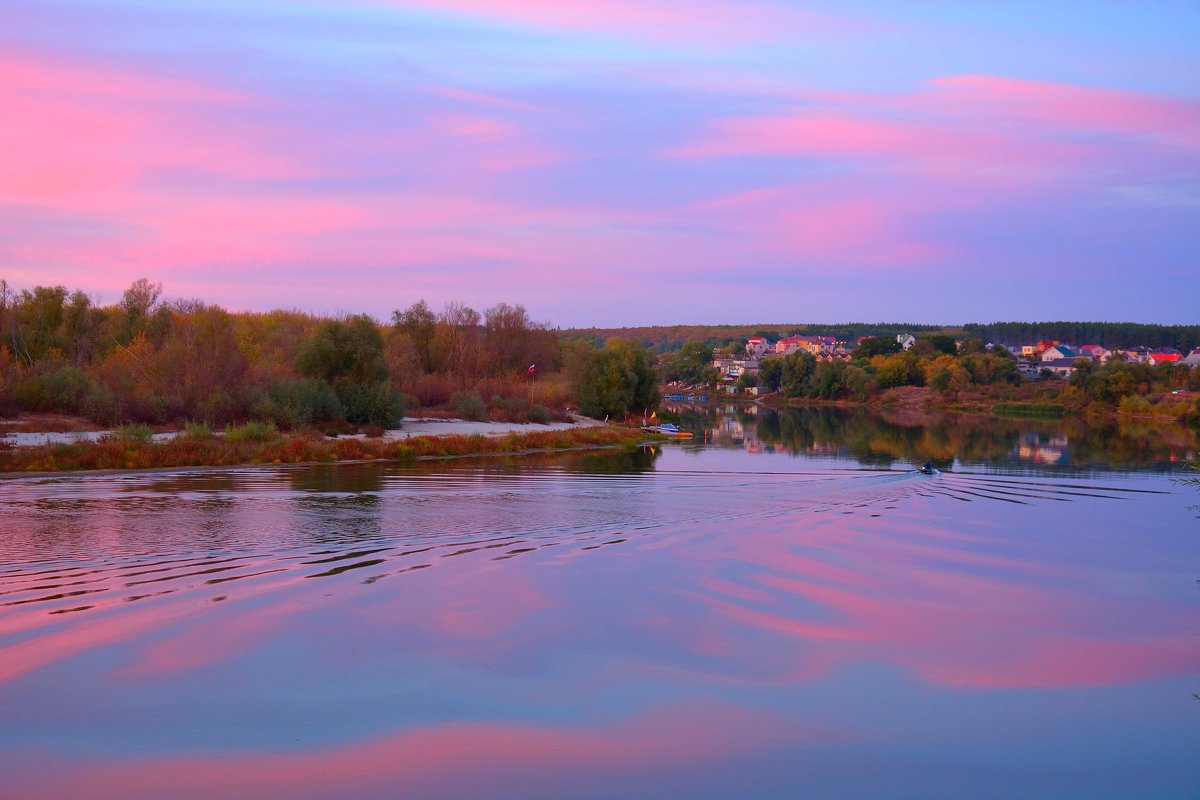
[0, 279, 659, 429]
[962, 321, 1200, 352]
[746, 336, 1198, 408]
[754, 347, 1024, 402]
[571, 321, 1200, 354]
[567, 323, 946, 353]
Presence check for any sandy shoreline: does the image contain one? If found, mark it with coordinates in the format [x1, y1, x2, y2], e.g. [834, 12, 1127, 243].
[0, 415, 603, 448]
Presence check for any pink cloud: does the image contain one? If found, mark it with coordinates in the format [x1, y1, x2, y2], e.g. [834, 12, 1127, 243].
[672, 109, 1095, 180]
[927, 75, 1200, 149]
[667, 73, 1200, 272]
[0, 52, 302, 205]
[686, 181, 955, 266]
[672, 73, 1200, 181]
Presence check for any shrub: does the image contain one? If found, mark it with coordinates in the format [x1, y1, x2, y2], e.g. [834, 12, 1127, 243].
[113, 423, 155, 442]
[339, 381, 405, 428]
[21, 367, 94, 414]
[488, 394, 529, 421]
[255, 378, 342, 430]
[406, 373, 455, 407]
[183, 421, 213, 440]
[224, 420, 279, 442]
[529, 403, 552, 424]
[452, 390, 489, 421]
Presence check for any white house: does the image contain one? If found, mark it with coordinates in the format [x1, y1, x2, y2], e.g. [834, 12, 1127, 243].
[1041, 345, 1078, 362]
[745, 336, 772, 358]
[896, 334, 916, 350]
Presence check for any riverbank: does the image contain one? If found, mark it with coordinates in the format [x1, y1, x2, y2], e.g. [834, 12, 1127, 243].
[0, 424, 656, 474]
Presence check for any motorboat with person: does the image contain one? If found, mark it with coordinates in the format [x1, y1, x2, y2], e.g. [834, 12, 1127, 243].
[918, 461, 937, 475]
[644, 423, 694, 439]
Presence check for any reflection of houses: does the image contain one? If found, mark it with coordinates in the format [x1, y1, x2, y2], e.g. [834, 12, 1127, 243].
[1016, 433, 1068, 465]
[704, 411, 763, 452]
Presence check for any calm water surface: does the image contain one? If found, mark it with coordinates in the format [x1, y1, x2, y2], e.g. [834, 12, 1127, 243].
[1, 411, 1198, 799]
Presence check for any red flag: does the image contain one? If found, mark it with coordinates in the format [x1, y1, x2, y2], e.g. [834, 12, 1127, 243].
[527, 363, 536, 374]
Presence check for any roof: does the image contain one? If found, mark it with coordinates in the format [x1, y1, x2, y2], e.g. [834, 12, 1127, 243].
[1148, 353, 1181, 363]
[1040, 358, 1079, 369]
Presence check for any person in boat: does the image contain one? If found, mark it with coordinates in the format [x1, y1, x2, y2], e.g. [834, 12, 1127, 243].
[919, 461, 935, 475]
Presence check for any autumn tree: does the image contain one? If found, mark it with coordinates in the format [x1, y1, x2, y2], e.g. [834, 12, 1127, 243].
[296, 315, 404, 427]
[392, 300, 440, 373]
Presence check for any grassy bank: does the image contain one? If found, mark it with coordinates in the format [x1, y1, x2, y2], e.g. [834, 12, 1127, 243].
[992, 401, 1067, 418]
[0, 426, 656, 474]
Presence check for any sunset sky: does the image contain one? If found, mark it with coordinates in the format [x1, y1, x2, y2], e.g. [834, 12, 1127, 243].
[3, 1, 1198, 326]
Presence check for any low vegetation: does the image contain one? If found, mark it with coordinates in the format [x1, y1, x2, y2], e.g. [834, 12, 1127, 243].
[0, 426, 656, 474]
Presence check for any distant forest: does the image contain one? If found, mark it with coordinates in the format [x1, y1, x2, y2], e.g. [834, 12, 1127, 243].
[565, 323, 946, 353]
[961, 322, 1200, 352]
[567, 322, 1200, 353]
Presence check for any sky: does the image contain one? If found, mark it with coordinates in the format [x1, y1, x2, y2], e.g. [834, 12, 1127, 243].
[2, 1, 1198, 327]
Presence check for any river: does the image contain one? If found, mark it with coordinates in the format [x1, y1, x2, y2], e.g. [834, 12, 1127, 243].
[1, 408, 1197, 799]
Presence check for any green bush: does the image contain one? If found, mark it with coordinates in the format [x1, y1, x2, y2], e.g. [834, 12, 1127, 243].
[255, 378, 342, 429]
[452, 390, 489, 422]
[37, 367, 94, 413]
[183, 421, 213, 440]
[529, 403, 552, 424]
[339, 381, 405, 428]
[113, 423, 155, 442]
[224, 420, 279, 442]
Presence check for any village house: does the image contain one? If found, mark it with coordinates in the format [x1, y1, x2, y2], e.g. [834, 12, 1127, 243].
[1040, 344, 1078, 362]
[1039, 358, 1079, 377]
[1021, 340, 1060, 358]
[896, 334, 916, 350]
[712, 354, 761, 386]
[1079, 344, 1110, 362]
[774, 335, 837, 356]
[745, 336, 772, 358]
[1148, 349, 1182, 365]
